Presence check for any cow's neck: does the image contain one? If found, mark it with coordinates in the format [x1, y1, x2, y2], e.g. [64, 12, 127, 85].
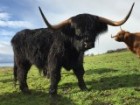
[124, 33, 136, 53]
[124, 33, 133, 48]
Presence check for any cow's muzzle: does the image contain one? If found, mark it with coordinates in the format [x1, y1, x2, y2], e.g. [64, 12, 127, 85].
[84, 42, 94, 50]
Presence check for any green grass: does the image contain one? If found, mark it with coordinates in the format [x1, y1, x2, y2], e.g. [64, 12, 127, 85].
[0, 51, 140, 105]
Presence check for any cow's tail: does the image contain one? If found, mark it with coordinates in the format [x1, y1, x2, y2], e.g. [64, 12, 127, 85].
[13, 57, 17, 87]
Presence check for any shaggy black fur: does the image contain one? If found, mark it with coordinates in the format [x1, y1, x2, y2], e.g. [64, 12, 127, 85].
[11, 14, 108, 96]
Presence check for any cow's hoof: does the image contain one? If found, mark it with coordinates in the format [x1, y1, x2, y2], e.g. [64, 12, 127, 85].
[80, 86, 89, 91]
[49, 94, 58, 105]
[22, 88, 31, 94]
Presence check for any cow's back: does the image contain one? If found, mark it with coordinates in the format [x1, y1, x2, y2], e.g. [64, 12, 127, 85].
[11, 28, 54, 68]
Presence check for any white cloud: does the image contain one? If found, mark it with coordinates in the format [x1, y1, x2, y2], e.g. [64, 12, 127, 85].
[0, 11, 10, 20]
[0, 29, 15, 36]
[0, 11, 35, 28]
[0, 20, 34, 28]
[0, 41, 13, 55]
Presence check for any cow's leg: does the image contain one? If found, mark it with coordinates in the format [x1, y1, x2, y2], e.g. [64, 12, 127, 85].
[48, 60, 61, 96]
[136, 48, 140, 58]
[42, 69, 47, 76]
[49, 67, 61, 96]
[72, 53, 87, 91]
[13, 57, 17, 86]
[73, 65, 88, 91]
[42, 67, 50, 79]
[16, 60, 31, 93]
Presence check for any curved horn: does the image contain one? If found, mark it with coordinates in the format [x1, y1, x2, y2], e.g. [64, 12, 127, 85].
[39, 7, 71, 30]
[98, 2, 135, 26]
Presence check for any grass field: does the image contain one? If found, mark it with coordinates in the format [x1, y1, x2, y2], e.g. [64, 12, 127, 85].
[0, 51, 140, 105]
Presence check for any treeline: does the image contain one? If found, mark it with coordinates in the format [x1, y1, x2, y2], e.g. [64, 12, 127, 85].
[85, 48, 127, 56]
[106, 48, 127, 54]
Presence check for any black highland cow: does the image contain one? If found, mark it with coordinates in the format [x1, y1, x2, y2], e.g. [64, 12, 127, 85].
[11, 3, 134, 96]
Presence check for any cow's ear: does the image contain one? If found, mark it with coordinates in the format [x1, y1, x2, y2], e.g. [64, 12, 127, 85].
[61, 21, 82, 36]
[71, 22, 82, 36]
[61, 23, 75, 36]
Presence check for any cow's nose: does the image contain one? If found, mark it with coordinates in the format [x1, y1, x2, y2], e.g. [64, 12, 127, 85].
[84, 42, 94, 49]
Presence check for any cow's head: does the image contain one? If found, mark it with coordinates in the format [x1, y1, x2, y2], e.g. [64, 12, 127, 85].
[111, 29, 126, 42]
[39, 3, 134, 51]
[111, 29, 131, 42]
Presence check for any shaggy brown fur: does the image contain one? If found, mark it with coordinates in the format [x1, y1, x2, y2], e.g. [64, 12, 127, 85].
[112, 30, 140, 58]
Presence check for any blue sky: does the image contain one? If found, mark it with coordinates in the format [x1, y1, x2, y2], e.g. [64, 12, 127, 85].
[0, 0, 139, 63]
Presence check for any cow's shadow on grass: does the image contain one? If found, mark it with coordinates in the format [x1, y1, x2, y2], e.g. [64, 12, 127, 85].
[0, 91, 112, 105]
[0, 90, 75, 105]
[89, 68, 140, 90]
[85, 68, 118, 75]
[87, 74, 140, 91]
[61, 68, 140, 91]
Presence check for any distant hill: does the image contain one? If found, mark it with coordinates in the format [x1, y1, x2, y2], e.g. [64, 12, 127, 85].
[106, 48, 127, 54]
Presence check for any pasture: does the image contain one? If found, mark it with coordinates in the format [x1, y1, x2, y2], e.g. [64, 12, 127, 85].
[0, 50, 140, 105]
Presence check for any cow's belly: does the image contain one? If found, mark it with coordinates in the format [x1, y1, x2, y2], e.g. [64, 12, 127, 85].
[62, 60, 74, 71]
[62, 56, 78, 71]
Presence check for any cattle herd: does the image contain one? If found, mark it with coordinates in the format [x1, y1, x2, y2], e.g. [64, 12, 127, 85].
[10, 2, 139, 98]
